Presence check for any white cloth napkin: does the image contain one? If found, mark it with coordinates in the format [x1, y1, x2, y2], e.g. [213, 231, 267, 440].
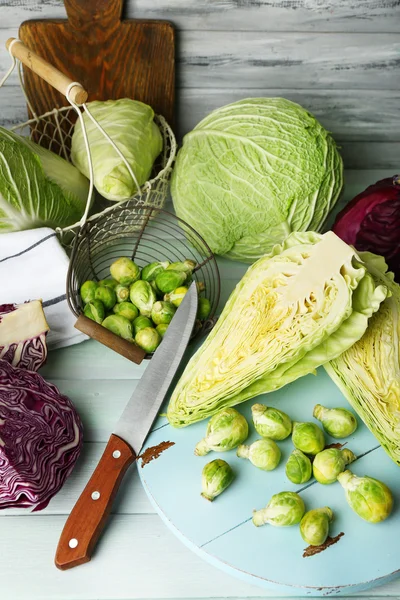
[0, 227, 88, 349]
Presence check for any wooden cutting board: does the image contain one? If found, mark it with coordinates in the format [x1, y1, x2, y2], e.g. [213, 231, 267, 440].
[138, 344, 400, 595]
[18, 0, 175, 124]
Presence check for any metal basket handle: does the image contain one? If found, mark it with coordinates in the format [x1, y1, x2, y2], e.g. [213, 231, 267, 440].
[6, 38, 87, 104]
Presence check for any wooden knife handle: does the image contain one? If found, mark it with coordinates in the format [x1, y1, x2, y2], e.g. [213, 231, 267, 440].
[55, 434, 136, 570]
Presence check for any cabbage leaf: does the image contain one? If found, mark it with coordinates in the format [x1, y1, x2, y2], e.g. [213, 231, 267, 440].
[167, 232, 387, 427]
[325, 252, 400, 465]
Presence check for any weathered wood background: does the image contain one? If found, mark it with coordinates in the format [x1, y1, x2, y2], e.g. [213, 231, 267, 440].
[0, 0, 399, 169]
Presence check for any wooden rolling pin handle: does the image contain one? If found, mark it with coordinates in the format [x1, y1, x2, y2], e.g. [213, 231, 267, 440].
[6, 38, 88, 104]
[75, 314, 146, 365]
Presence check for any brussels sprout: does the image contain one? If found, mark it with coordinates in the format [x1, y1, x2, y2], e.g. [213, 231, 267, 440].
[133, 315, 153, 335]
[141, 261, 169, 282]
[102, 314, 134, 341]
[95, 285, 117, 310]
[156, 323, 169, 338]
[337, 470, 393, 523]
[237, 439, 281, 471]
[84, 300, 105, 324]
[164, 286, 188, 307]
[155, 269, 187, 294]
[253, 491, 305, 527]
[113, 301, 139, 321]
[80, 280, 98, 304]
[110, 257, 140, 286]
[166, 259, 196, 275]
[251, 403, 292, 441]
[285, 449, 312, 484]
[98, 278, 118, 290]
[313, 404, 358, 439]
[115, 284, 130, 303]
[196, 281, 206, 294]
[129, 280, 157, 317]
[300, 507, 333, 546]
[197, 297, 211, 320]
[135, 327, 161, 353]
[313, 448, 356, 485]
[195, 408, 248, 456]
[151, 300, 176, 325]
[201, 459, 234, 501]
[292, 422, 325, 455]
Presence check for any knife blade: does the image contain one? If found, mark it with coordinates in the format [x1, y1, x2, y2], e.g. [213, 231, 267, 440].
[55, 283, 198, 571]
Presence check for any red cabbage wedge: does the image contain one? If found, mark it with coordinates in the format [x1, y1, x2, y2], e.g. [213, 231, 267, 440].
[0, 360, 83, 510]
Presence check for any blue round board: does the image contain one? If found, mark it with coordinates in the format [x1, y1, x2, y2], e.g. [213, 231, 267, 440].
[138, 347, 400, 596]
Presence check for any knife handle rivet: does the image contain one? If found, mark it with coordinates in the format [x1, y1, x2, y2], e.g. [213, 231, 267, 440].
[69, 538, 78, 549]
[91, 491, 100, 500]
[113, 450, 121, 459]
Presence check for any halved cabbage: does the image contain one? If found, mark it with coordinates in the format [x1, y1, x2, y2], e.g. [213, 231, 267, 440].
[167, 232, 387, 427]
[325, 252, 400, 465]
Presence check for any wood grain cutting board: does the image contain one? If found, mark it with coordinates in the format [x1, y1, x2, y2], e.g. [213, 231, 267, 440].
[137, 340, 400, 595]
[18, 0, 175, 124]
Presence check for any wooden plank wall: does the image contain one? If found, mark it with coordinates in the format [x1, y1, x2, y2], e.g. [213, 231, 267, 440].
[0, 0, 399, 169]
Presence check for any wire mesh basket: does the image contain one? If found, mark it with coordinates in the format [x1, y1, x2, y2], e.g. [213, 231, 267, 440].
[1, 38, 220, 364]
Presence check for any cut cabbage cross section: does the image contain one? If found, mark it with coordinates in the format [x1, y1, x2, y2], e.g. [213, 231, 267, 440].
[325, 252, 400, 466]
[167, 231, 387, 427]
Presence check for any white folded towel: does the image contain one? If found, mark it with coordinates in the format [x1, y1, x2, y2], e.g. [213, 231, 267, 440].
[0, 227, 88, 350]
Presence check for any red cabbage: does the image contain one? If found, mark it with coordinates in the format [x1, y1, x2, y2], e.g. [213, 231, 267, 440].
[0, 301, 49, 371]
[0, 360, 83, 511]
[333, 175, 400, 280]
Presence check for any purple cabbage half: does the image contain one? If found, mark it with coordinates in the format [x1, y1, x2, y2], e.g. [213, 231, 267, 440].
[0, 301, 49, 371]
[0, 359, 83, 511]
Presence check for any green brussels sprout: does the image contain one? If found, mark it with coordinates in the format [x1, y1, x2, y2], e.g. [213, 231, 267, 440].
[115, 284, 130, 303]
[251, 403, 292, 441]
[98, 278, 118, 290]
[337, 470, 393, 523]
[292, 422, 325, 455]
[164, 286, 188, 307]
[80, 280, 98, 304]
[285, 449, 312, 484]
[135, 327, 161, 353]
[156, 323, 169, 338]
[201, 459, 234, 501]
[155, 269, 187, 294]
[129, 280, 157, 317]
[84, 300, 105, 324]
[313, 448, 356, 485]
[313, 404, 358, 439]
[95, 285, 117, 310]
[237, 439, 281, 471]
[102, 314, 134, 341]
[196, 281, 206, 294]
[151, 300, 176, 325]
[253, 491, 305, 527]
[300, 507, 333, 546]
[133, 315, 153, 335]
[141, 261, 169, 282]
[113, 301, 139, 321]
[197, 297, 211, 320]
[195, 408, 248, 456]
[166, 259, 196, 275]
[110, 257, 140, 286]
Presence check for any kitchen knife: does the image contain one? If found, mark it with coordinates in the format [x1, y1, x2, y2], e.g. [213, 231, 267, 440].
[55, 283, 198, 570]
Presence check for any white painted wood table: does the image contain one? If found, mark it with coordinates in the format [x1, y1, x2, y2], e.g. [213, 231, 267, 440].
[2, 170, 399, 600]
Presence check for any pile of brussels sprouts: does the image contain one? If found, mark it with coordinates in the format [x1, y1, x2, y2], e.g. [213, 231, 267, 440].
[80, 256, 211, 353]
[197, 403, 394, 547]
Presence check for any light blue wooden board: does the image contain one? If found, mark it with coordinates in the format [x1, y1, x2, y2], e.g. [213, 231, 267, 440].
[139, 360, 398, 595]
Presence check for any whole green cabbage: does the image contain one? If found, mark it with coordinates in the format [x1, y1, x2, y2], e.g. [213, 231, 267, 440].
[325, 252, 400, 465]
[71, 99, 163, 201]
[0, 127, 89, 232]
[167, 232, 387, 427]
[171, 98, 343, 262]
